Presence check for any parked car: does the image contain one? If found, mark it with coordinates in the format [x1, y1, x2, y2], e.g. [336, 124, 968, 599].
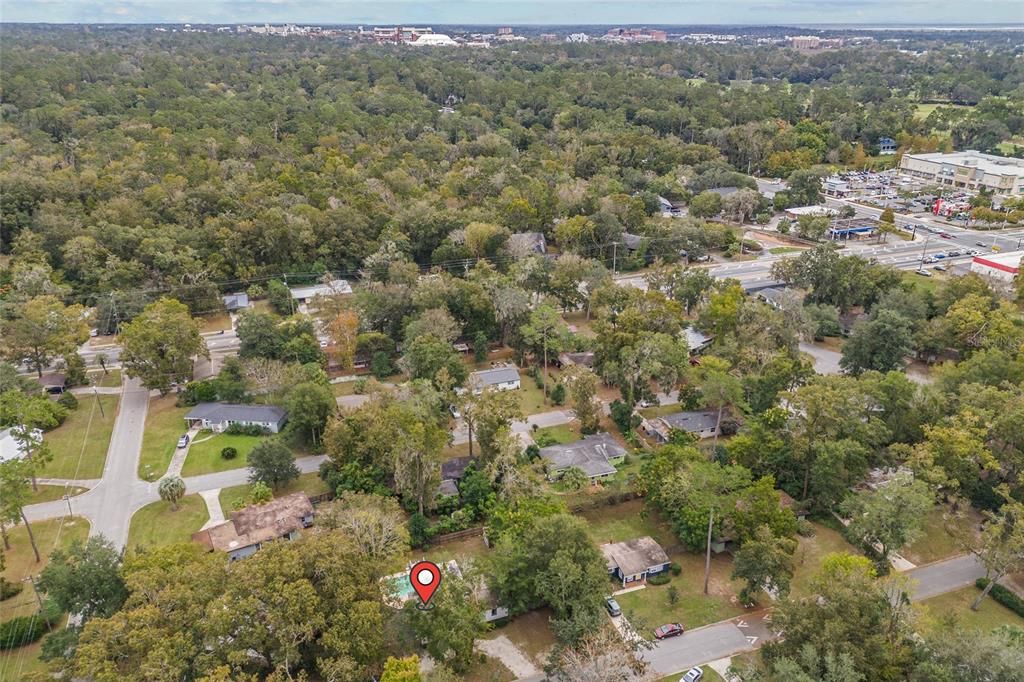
[449, 405, 461, 419]
[653, 623, 684, 639]
[976, 241, 988, 247]
[177, 434, 190, 448]
[947, 250, 961, 257]
[605, 598, 622, 617]
[681, 668, 704, 682]
[914, 269, 933, 277]
[923, 257, 937, 264]
[933, 264, 947, 271]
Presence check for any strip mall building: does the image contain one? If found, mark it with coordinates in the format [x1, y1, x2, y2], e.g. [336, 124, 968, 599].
[970, 251, 1022, 283]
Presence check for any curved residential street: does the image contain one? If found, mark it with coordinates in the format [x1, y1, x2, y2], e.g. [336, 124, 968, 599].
[22, 377, 325, 549]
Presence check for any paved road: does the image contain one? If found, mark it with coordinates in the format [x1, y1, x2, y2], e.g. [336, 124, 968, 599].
[450, 409, 574, 445]
[642, 554, 988, 677]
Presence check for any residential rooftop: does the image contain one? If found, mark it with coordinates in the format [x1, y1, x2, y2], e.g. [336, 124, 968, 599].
[600, 536, 670, 577]
[540, 432, 625, 478]
[193, 493, 314, 553]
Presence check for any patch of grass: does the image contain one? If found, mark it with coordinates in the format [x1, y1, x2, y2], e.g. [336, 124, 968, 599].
[411, 535, 490, 569]
[24, 484, 88, 506]
[198, 312, 232, 333]
[181, 433, 264, 477]
[218, 472, 331, 513]
[138, 395, 191, 481]
[126, 495, 209, 551]
[516, 370, 560, 415]
[638, 404, 682, 419]
[916, 585, 1024, 633]
[1, 517, 90, 622]
[533, 423, 581, 446]
[901, 505, 975, 566]
[913, 102, 972, 119]
[484, 608, 558, 668]
[462, 655, 515, 682]
[0, 637, 53, 680]
[769, 246, 802, 255]
[790, 521, 861, 598]
[87, 369, 122, 387]
[41, 395, 118, 479]
[901, 270, 942, 295]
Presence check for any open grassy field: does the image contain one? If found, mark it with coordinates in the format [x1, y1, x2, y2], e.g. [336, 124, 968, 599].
[41, 394, 118, 479]
[0, 637, 52, 681]
[916, 585, 1024, 633]
[1, 517, 90, 623]
[198, 311, 233, 332]
[126, 495, 209, 551]
[901, 505, 979, 566]
[789, 520, 862, 598]
[138, 395, 190, 481]
[218, 472, 331, 512]
[914, 102, 972, 119]
[180, 432, 264, 477]
[515, 370, 561, 415]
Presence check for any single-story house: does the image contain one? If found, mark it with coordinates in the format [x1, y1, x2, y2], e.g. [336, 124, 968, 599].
[437, 455, 475, 498]
[642, 410, 720, 443]
[222, 292, 250, 311]
[684, 327, 714, 355]
[0, 427, 42, 464]
[557, 351, 596, 369]
[838, 311, 868, 336]
[38, 373, 66, 394]
[184, 402, 287, 434]
[620, 232, 644, 253]
[289, 279, 353, 303]
[778, 490, 809, 519]
[878, 137, 897, 155]
[540, 432, 626, 481]
[601, 536, 672, 587]
[192, 493, 314, 561]
[507, 232, 547, 256]
[757, 287, 789, 309]
[466, 366, 521, 394]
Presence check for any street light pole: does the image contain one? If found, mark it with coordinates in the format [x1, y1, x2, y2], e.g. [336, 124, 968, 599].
[63, 493, 73, 518]
[918, 235, 931, 272]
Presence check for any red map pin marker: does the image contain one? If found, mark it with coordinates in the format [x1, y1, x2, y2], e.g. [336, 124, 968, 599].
[409, 560, 442, 607]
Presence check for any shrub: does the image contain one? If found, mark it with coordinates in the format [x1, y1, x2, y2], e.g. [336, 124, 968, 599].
[352, 378, 368, 394]
[975, 578, 1024, 618]
[524, 444, 540, 461]
[220, 446, 238, 460]
[796, 518, 816, 537]
[56, 392, 78, 410]
[647, 573, 671, 586]
[533, 432, 558, 448]
[670, 562, 682, 576]
[0, 601, 61, 650]
[550, 383, 566, 406]
[610, 400, 641, 434]
[370, 352, 392, 379]
[667, 585, 680, 605]
[0, 578, 23, 602]
[249, 481, 273, 504]
[225, 423, 270, 436]
[408, 512, 430, 549]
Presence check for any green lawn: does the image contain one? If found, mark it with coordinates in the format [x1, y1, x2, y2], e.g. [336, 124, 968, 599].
[639, 404, 683, 419]
[901, 270, 943, 295]
[138, 395, 190, 481]
[901, 505, 975, 566]
[533, 423, 581, 447]
[126, 495, 209, 551]
[581, 500, 745, 632]
[769, 246, 802, 255]
[790, 521, 861, 598]
[658, 667, 725, 682]
[24, 484, 88, 506]
[199, 311, 233, 332]
[0, 637, 53, 680]
[516, 370, 561, 415]
[87, 369, 122, 387]
[1, 517, 90, 623]
[41, 394, 118, 479]
[181, 432, 264, 477]
[218, 472, 331, 512]
[916, 585, 1024, 633]
[913, 102, 972, 119]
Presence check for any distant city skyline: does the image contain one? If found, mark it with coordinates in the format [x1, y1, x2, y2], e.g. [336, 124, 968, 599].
[3, 1, 1023, 26]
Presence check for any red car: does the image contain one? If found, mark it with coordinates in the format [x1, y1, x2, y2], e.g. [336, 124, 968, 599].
[939, 232, 952, 239]
[654, 623, 684, 639]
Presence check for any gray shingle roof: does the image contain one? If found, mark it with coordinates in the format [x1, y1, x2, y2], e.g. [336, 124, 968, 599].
[470, 367, 521, 387]
[600, 536, 670, 577]
[222, 292, 249, 310]
[185, 402, 286, 425]
[659, 410, 719, 433]
[541, 432, 625, 478]
[621, 232, 643, 250]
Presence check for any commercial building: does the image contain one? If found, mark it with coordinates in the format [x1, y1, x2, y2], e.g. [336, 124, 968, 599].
[970, 251, 1022, 283]
[899, 151, 1024, 196]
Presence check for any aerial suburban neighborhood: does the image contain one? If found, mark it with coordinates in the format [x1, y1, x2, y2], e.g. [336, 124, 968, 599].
[1, 8, 1023, 682]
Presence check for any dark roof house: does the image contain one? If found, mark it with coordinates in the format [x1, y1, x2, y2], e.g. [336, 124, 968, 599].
[642, 410, 720, 443]
[466, 366, 521, 393]
[185, 403, 287, 434]
[558, 351, 596, 368]
[540, 432, 626, 480]
[621, 232, 643, 252]
[507, 232, 547, 256]
[600, 536, 672, 586]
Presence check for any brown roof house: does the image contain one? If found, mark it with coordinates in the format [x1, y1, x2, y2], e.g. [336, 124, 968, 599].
[192, 493, 314, 561]
[600, 536, 672, 587]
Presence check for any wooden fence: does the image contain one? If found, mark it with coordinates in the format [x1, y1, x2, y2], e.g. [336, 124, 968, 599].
[432, 526, 485, 545]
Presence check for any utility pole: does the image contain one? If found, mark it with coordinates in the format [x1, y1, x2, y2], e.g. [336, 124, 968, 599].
[917, 235, 931, 272]
[612, 242, 618, 275]
[63, 492, 73, 517]
[23, 575, 50, 626]
[93, 388, 105, 418]
[704, 507, 714, 595]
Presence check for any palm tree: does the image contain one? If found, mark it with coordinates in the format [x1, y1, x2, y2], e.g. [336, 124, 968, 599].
[158, 475, 186, 511]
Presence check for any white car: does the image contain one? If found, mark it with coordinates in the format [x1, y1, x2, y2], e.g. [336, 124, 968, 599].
[681, 668, 704, 682]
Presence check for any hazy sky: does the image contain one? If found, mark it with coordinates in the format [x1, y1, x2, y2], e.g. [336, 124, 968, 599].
[2, 0, 1022, 25]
